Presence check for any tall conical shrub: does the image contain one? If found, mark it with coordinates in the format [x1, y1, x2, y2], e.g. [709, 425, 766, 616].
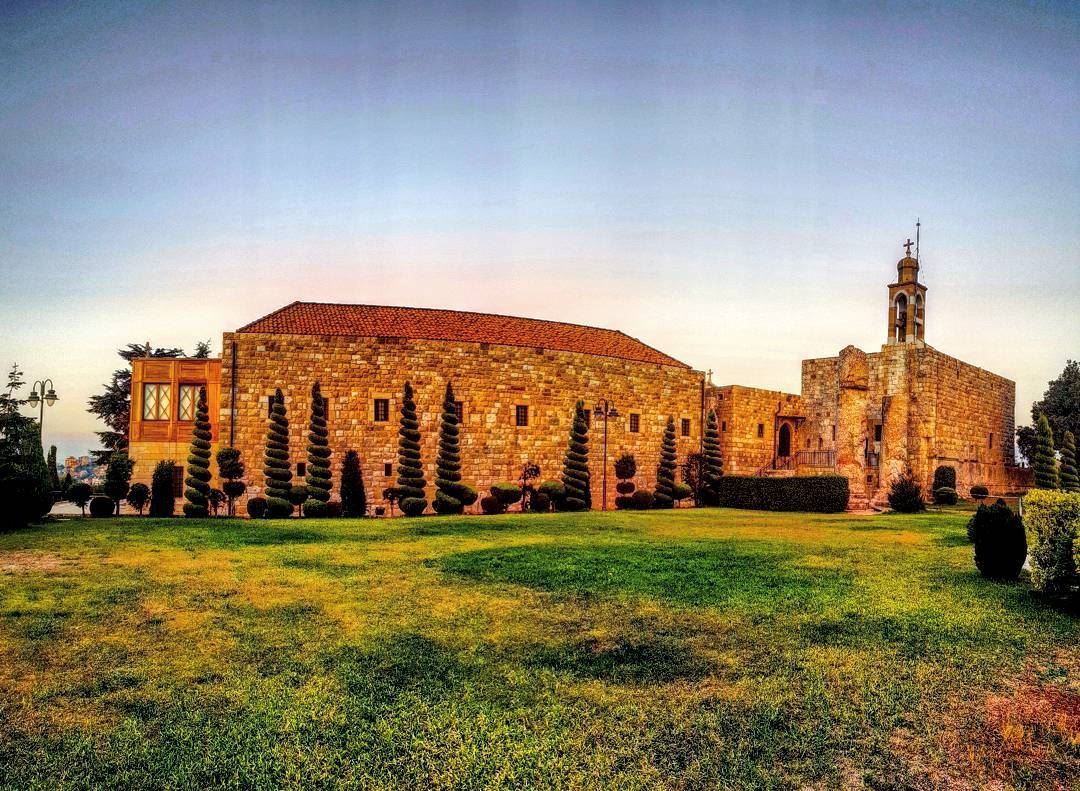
[396, 381, 427, 516]
[560, 400, 591, 511]
[654, 416, 677, 508]
[1060, 430, 1079, 493]
[340, 450, 367, 517]
[47, 445, 60, 492]
[263, 389, 294, 517]
[182, 387, 212, 517]
[1033, 414, 1058, 490]
[305, 383, 332, 505]
[702, 409, 723, 505]
[434, 382, 469, 514]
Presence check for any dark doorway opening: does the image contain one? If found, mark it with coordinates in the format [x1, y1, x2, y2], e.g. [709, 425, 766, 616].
[778, 423, 792, 458]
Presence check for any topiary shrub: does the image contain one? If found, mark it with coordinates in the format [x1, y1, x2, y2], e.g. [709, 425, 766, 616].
[972, 500, 1027, 580]
[1032, 414, 1059, 490]
[630, 489, 655, 510]
[1060, 431, 1079, 493]
[530, 492, 551, 513]
[615, 481, 635, 495]
[395, 381, 428, 515]
[89, 496, 114, 518]
[888, 470, 925, 513]
[560, 401, 591, 511]
[324, 501, 342, 518]
[305, 383, 333, 509]
[672, 482, 693, 505]
[289, 485, 309, 511]
[614, 495, 633, 510]
[480, 495, 502, 515]
[183, 387, 213, 518]
[400, 497, 427, 517]
[150, 460, 175, 517]
[932, 465, 957, 492]
[933, 486, 958, 506]
[1024, 489, 1080, 598]
[263, 389, 294, 518]
[967, 497, 1005, 541]
[433, 382, 470, 515]
[458, 485, 479, 507]
[68, 482, 92, 516]
[716, 475, 849, 513]
[209, 488, 226, 516]
[127, 482, 149, 515]
[216, 447, 246, 516]
[701, 409, 723, 506]
[339, 450, 367, 518]
[303, 499, 328, 518]
[539, 480, 565, 509]
[104, 453, 135, 517]
[970, 484, 989, 500]
[491, 482, 522, 510]
[653, 416, 677, 508]
[246, 496, 268, 519]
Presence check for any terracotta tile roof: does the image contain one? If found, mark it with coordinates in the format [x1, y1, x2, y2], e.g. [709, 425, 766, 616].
[237, 302, 689, 368]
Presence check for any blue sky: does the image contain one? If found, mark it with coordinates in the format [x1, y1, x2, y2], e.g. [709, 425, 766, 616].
[1, 1, 1077, 460]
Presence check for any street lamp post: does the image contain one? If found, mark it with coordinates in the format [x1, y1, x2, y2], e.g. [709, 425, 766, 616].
[592, 399, 619, 511]
[26, 379, 59, 436]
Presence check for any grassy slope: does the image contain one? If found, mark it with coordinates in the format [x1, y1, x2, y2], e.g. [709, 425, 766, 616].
[0, 509, 1076, 790]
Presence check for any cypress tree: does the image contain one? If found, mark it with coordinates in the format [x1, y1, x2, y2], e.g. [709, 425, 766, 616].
[183, 387, 212, 517]
[47, 445, 60, 492]
[263, 389, 294, 517]
[702, 409, 723, 505]
[150, 459, 175, 517]
[340, 450, 367, 517]
[654, 416, 677, 508]
[560, 400, 591, 511]
[305, 383, 332, 505]
[434, 382, 467, 514]
[396, 381, 427, 516]
[1032, 414, 1059, 490]
[1059, 430, 1079, 493]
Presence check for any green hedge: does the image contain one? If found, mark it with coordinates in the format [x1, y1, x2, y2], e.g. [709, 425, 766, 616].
[1024, 489, 1080, 598]
[716, 475, 849, 513]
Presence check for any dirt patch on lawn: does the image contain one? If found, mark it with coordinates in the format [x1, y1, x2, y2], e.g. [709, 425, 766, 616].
[0, 551, 70, 574]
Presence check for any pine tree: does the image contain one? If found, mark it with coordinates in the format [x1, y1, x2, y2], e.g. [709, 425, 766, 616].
[305, 383, 332, 505]
[1059, 430, 1079, 493]
[183, 387, 213, 517]
[701, 409, 723, 505]
[1032, 414, 1059, 490]
[434, 382, 467, 514]
[340, 450, 367, 517]
[560, 400, 591, 511]
[263, 389, 294, 517]
[216, 447, 246, 516]
[654, 416, 677, 508]
[395, 381, 427, 516]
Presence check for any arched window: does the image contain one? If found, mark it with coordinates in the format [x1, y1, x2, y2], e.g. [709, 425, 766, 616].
[894, 293, 908, 342]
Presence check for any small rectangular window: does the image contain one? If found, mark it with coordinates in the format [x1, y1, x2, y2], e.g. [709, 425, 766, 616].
[142, 383, 171, 421]
[629, 413, 640, 433]
[454, 401, 464, 421]
[721, 421, 727, 432]
[178, 384, 198, 421]
[989, 432, 993, 449]
[171, 465, 184, 498]
[515, 405, 529, 427]
[373, 398, 390, 422]
[296, 462, 307, 478]
[757, 423, 765, 438]
[384, 462, 392, 476]
[874, 424, 883, 442]
[681, 418, 691, 437]
[832, 425, 837, 441]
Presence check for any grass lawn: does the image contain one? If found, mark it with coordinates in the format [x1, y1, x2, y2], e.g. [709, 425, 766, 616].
[0, 508, 1077, 789]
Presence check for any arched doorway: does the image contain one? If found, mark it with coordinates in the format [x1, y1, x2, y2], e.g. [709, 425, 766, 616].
[778, 423, 792, 459]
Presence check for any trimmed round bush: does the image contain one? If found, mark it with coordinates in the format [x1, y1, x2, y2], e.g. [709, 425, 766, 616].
[303, 499, 329, 518]
[614, 495, 633, 510]
[972, 500, 1027, 580]
[538, 480, 565, 504]
[288, 485, 309, 507]
[457, 485, 478, 507]
[631, 489, 654, 509]
[529, 492, 551, 512]
[433, 491, 462, 515]
[672, 482, 693, 504]
[324, 501, 343, 518]
[400, 497, 427, 517]
[89, 496, 114, 518]
[888, 471, 925, 513]
[932, 465, 957, 492]
[933, 486, 958, 506]
[970, 484, 989, 500]
[246, 497, 268, 519]
[615, 481, 636, 495]
[491, 482, 522, 509]
[480, 495, 502, 515]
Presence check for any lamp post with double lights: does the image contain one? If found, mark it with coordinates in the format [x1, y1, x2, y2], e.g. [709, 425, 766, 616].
[26, 378, 59, 437]
[592, 399, 620, 511]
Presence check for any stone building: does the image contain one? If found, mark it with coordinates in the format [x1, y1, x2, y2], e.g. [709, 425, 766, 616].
[126, 241, 1030, 511]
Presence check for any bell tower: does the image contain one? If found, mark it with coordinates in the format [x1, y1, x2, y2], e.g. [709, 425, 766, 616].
[885, 238, 927, 345]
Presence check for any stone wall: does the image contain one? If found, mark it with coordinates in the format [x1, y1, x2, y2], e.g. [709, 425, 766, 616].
[707, 385, 802, 475]
[219, 332, 705, 512]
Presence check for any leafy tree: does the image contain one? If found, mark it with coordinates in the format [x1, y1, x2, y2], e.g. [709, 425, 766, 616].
[653, 416, 677, 508]
[216, 447, 246, 516]
[68, 482, 92, 516]
[263, 389, 293, 518]
[150, 459, 176, 517]
[340, 450, 367, 517]
[0, 364, 51, 528]
[127, 482, 150, 515]
[305, 382, 332, 507]
[47, 445, 60, 492]
[434, 382, 467, 515]
[1059, 430, 1078, 493]
[1015, 425, 1036, 466]
[1032, 360, 1080, 448]
[395, 381, 427, 516]
[182, 387, 213, 518]
[87, 343, 184, 465]
[701, 409, 723, 505]
[559, 400, 591, 511]
[104, 453, 135, 516]
[1032, 414, 1059, 490]
[192, 340, 212, 359]
[60, 472, 72, 496]
[680, 452, 706, 506]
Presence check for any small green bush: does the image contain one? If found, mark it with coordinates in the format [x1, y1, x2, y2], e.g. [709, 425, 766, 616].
[716, 475, 849, 513]
[400, 497, 427, 517]
[932, 465, 957, 492]
[68, 482, 93, 516]
[530, 492, 551, 512]
[614, 495, 633, 510]
[89, 496, 114, 518]
[324, 501, 342, 518]
[127, 483, 150, 515]
[971, 501, 1027, 580]
[970, 484, 989, 500]
[888, 471, 925, 513]
[672, 482, 693, 504]
[1024, 489, 1080, 598]
[630, 490, 655, 509]
[288, 485, 309, 507]
[458, 485, 478, 507]
[303, 499, 328, 518]
[933, 486, 958, 506]
[150, 460, 175, 517]
[491, 483, 522, 508]
[246, 497, 268, 519]
[538, 480, 565, 504]
[615, 481, 635, 495]
[480, 495, 502, 515]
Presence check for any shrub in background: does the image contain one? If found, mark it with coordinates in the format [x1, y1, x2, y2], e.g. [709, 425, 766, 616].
[559, 401, 591, 511]
[1032, 414, 1059, 490]
[480, 495, 502, 515]
[263, 389, 294, 518]
[289, 485, 309, 514]
[614, 453, 636, 498]
[933, 486, 958, 506]
[888, 470, 925, 513]
[324, 501, 342, 518]
[127, 482, 149, 515]
[680, 453, 706, 506]
[1024, 489, 1080, 598]
[491, 482, 522, 511]
[182, 387, 213, 518]
[68, 481, 92, 516]
[701, 409, 723, 506]
[538, 480, 565, 509]
[303, 499, 328, 518]
[216, 447, 247, 516]
[434, 382, 469, 515]
[971, 501, 1027, 580]
[246, 496, 268, 519]
[716, 475, 849, 513]
[209, 488, 226, 516]
[673, 482, 693, 505]
[529, 491, 551, 513]
[104, 453, 135, 516]
[150, 460, 176, 517]
[932, 465, 957, 492]
[89, 496, 114, 518]
[970, 484, 989, 500]
[305, 382, 333, 513]
[630, 489, 655, 510]
[1060, 431, 1079, 493]
[339, 450, 367, 517]
[653, 416, 677, 508]
[395, 381, 427, 517]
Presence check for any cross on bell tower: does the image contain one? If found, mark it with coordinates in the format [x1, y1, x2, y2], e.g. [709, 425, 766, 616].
[885, 236, 927, 346]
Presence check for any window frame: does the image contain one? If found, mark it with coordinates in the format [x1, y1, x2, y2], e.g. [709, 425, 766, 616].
[757, 423, 765, 438]
[629, 413, 640, 433]
[680, 418, 691, 437]
[178, 384, 199, 422]
[515, 405, 529, 427]
[373, 398, 390, 423]
[142, 383, 172, 422]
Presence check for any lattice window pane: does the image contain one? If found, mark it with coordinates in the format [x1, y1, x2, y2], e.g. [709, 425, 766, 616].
[178, 385, 196, 421]
[142, 383, 171, 421]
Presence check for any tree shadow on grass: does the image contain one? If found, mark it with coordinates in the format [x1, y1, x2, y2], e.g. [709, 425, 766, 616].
[440, 539, 852, 611]
[525, 635, 711, 684]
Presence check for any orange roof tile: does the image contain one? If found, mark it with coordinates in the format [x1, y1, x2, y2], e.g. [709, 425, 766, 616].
[237, 302, 689, 368]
